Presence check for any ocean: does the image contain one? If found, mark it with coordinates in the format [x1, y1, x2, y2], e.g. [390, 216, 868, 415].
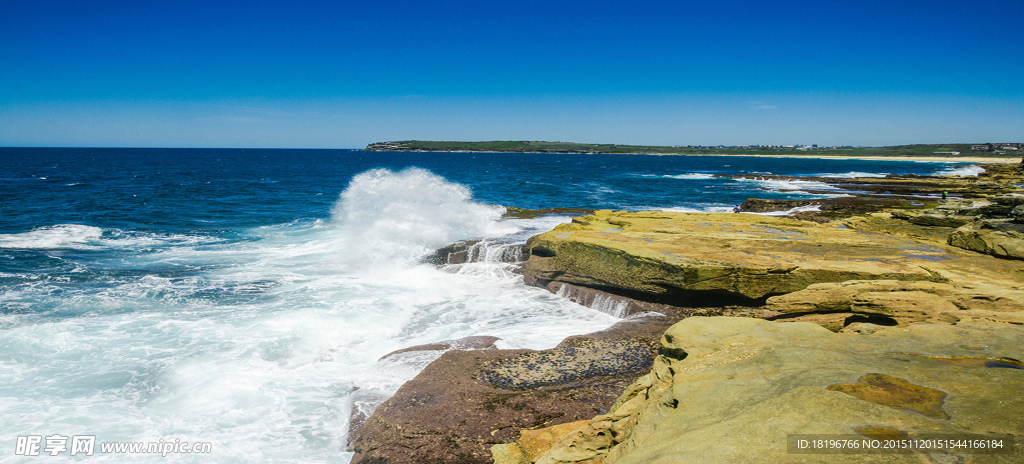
[0, 147, 976, 462]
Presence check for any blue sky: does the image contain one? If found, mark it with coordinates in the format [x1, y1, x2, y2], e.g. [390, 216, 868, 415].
[2, 0, 1022, 148]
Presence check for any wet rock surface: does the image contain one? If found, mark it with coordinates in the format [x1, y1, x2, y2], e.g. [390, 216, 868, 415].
[349, 347, 634, 464]
[424, 240, 527, 265]
[423, 239, 483, 265]
[480, 339, 654, 389]
[741, 196, 919, 220]
[379, 335, 501, 361]
[350, 303, 759, 464]
[348, 309, 713, 464]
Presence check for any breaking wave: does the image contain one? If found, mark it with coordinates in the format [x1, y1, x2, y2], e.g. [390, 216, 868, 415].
[933, 165, 984, 177]
[817, 171, 888, 179]
[331, 167, 514, 268]
[662, 173, 717, 180]
[749, 204, 823, 216]
[732, 177, 842, 194]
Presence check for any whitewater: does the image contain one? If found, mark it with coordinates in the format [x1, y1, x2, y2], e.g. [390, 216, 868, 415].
[0, 148, 978, 463]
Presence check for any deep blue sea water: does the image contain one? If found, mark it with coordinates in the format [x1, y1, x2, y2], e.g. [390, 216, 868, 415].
[0, 147, 977, 462]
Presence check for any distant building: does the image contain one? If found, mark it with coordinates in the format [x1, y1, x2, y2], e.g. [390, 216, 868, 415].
[933, 151, 960, 155]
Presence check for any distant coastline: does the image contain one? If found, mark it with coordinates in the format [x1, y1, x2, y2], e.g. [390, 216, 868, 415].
[364, 140, 1023, 163]
[703, 153, 1019, 164]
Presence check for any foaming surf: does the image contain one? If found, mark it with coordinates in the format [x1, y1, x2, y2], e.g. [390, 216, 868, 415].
[933, 164, 985, 177]
[817, 171, 889, 179]
[3, 149, 956, 462]
[0, 168, 619, 464]
[749, 204, 823, 216]
[0, 224, 103, 249]
[655, 205, 734, 213]
[732, 176, 838, 192]
[0, 225, 223, 252]
[643, 204, 822, 216]
[731, 176, 846, 197]
[662, 173, 717, 180]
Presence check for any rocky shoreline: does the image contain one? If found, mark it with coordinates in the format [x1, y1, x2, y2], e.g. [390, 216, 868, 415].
[349, 163, 1024, 463]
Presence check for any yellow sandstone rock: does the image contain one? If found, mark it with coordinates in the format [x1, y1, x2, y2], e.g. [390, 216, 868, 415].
[532, 317, 1024, 464]
[525, 211, 952, 305]
[524, 211, 1024, 331]
[491, 443, 530, 464]
[518, 420, 591, 462]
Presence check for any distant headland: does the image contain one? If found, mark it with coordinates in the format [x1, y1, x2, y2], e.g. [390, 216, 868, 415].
[365, 140, 1023, 160]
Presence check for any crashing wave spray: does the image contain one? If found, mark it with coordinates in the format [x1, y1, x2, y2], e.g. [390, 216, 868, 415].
[330, 168, 512, 268]
[934, 164, 984, 177]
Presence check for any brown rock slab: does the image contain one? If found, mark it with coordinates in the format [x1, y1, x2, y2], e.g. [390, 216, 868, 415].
[349, 311, 694, 464]
[827, 373, 950, 420]
[349, 348, 635, 464]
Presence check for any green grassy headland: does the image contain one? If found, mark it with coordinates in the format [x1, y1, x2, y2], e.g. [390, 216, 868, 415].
[364, 141, 1022, 158]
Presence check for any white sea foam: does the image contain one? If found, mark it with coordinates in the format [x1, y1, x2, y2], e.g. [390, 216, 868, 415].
[663, 173, 716, 180]
[817, 171, 888, 178]
[749, 204, 823, 216]
[655, 206, 705, 213]
[656, 204, 823, 216]
[0, 224, 103, 249]
[0, 224, 222, 251]
[933, 164, 985, 177]
[0, 169, 618, 463]
[655, 205, 734, 213]
[732, 177, 840, 192]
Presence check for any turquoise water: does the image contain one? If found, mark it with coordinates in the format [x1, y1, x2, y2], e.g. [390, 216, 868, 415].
[0, 148, 973, 462]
